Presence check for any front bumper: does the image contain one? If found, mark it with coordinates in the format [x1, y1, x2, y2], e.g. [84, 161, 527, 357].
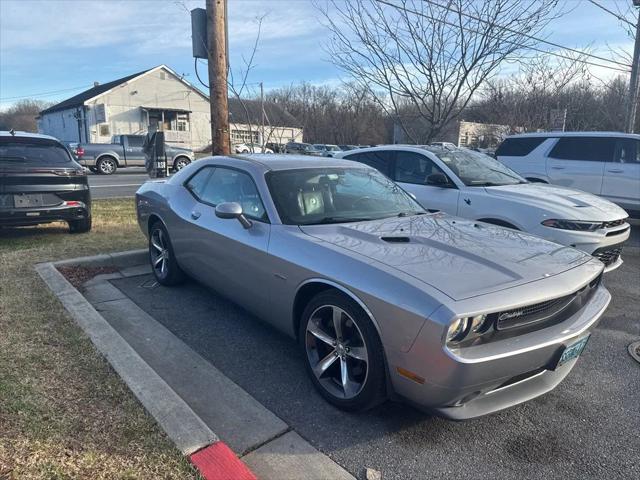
[539, 223, 630, 272]
[0, 202, 90, 227]
[387, 284, 611, 420]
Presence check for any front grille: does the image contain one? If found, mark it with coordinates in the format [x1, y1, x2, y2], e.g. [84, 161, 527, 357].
[495, 274, 601, 332]
[593, 245, 623, 266]
[602, 218, 627, 229]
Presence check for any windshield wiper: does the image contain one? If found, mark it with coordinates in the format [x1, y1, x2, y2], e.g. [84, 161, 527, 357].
[308, 216, 376, 225]
[0, 156, 27, 162]
[397, 211, 427, 217]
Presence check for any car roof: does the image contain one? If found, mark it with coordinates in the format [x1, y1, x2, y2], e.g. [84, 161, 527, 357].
[337, 144, 450, 155]
[506, 131, 640, 139]
[237, 153, 365, 171]
[0, 130, 61, 141]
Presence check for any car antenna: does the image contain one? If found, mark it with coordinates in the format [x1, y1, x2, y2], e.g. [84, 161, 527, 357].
[9, 128, 16, 136]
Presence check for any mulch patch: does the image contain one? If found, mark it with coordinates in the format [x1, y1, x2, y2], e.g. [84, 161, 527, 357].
[57, 265, 120, 289]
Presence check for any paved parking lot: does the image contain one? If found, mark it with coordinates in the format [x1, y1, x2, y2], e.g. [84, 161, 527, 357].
[100, 244, 640, 480]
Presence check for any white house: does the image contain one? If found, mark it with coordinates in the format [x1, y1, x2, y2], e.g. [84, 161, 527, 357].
[38, 65, 303, 150]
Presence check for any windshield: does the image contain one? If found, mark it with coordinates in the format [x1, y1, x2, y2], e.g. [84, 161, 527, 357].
[267, 167, 426, 225]
[433, 149, 526, 186]
[0, 138, 73, 166]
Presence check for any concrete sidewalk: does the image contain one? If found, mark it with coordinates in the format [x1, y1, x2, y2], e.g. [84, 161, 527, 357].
[37, 250, 356, 480]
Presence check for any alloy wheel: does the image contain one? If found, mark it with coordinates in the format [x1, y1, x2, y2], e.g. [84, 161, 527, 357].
[99, 158, 116, 174]
[150, 228, 169, 279]
[305, 305, 369, 399]
[175, 158, 190, 170]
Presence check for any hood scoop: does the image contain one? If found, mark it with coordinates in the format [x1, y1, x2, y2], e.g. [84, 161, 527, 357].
[381, 236, 410, 243]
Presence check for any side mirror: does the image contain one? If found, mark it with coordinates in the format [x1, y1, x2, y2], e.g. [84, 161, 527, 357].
[215, 202, 252, 229]
[426, 173, 449, 187]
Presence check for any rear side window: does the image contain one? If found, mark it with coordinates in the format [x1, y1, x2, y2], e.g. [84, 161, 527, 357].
[343, 151, 393, 176]
[549, 137, 615, 162]
[614, 138, 640, 164]
[126, 136, 144, 147]
[0, 137, 73, 166]
[495, 137, 546, 157]
[186, 166, 214, 197]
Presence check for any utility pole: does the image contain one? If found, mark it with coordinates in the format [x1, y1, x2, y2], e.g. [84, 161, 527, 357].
[626, 4, 640, 133]
[260, 81, 265, 148]
[206, 0, 230, 155]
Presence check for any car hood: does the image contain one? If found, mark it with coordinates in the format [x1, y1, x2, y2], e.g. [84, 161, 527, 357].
[300, 214, 592, 301]
[484, 183, 628, 220]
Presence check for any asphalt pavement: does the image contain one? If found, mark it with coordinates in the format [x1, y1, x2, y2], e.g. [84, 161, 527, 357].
[88, 168, 151, 199]
[109, 243, 640, 480]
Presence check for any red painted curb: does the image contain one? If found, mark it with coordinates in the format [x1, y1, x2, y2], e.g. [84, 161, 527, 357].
[190, 441, 257, 480]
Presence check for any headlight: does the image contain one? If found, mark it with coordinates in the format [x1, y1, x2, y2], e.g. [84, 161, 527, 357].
[470, 314, 488, 333]
[446, 314, 490, 345]
[541, 219, 602, 231]
[446, 317, 469, 343]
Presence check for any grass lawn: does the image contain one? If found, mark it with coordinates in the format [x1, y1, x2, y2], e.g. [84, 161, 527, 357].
[0, 198, 200, 479]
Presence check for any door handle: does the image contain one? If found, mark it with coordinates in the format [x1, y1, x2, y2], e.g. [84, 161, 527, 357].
[550, 166, 565, 170]
[191, 211, 201, 220]
[607, 169, 623, 173]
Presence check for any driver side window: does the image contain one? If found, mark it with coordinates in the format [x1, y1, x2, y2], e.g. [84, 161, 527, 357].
[186, 166, 267, 221]
[394, 152, 449, 185]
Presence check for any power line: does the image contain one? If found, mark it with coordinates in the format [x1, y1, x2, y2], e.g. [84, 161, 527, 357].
[373, 0, 631, 73]
[586, 0, 636, 28]
[418, 0, 632, 68]
[0, 84, 94, 101]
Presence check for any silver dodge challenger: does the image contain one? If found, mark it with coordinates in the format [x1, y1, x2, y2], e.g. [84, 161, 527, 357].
[135, 154, 610, 419]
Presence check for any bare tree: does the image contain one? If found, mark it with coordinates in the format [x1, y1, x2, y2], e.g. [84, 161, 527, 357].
[317, 0, 561, 143]
[0, 99, 53, 132]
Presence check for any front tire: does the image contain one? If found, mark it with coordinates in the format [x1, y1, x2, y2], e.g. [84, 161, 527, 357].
[299, 291, 386, 411]
[149, 222, 185, 285]
[173, 156, 191, 172]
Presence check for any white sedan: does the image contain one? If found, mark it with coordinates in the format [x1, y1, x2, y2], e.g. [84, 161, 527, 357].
[338, 145, 630, 272]
[234, 143, 273, 154]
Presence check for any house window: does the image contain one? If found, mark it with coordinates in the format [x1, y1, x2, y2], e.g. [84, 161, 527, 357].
[99, 124, 110, 136]
[231, 129, 259, 144]
[176, 113, 189, 132]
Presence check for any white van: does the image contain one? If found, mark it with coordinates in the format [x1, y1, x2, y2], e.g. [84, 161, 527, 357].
[496, 132, 640, 216]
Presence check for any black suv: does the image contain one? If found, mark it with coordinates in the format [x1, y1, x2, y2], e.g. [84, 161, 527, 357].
[0, 131, 91, 233]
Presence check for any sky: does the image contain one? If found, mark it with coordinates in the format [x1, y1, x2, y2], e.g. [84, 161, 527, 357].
[0, 0, 636, 110]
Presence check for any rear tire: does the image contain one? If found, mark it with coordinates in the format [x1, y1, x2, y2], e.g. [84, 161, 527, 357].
[68, 217, 92, 233]
[149, 221, 185, 286]
[97, 156, 117, 175]
[299, 290, 386, 411]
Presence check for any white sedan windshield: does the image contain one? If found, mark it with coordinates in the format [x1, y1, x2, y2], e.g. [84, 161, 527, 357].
[434, 149, 526, 186]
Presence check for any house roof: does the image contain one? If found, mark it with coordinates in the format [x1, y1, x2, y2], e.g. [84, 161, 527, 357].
[228, 98, 301, 128]
[39, 68, 152, 115]
[39, 65, 302, 128]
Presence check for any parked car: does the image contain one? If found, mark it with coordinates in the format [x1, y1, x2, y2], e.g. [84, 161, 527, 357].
[338, 145, 359, 151]
[430, 141, 457, 150]
[338, 145, 630, 271]
[234, 143, 274, 154]
[313, 144, 342, 157]
[0, 131, 91, 232]
[76, 134, 194, 175]
[136, 154, 609, 418]
[285, 142, 322, 156]
[495, 132, 640, 216]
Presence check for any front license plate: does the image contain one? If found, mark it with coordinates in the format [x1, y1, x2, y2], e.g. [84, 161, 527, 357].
[14, 194, 44, 208]
[557, 335, 590, 367]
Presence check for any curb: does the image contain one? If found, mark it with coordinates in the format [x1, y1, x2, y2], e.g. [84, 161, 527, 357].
[36, 249, 356, 480]
[35, 256, 254, 480]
